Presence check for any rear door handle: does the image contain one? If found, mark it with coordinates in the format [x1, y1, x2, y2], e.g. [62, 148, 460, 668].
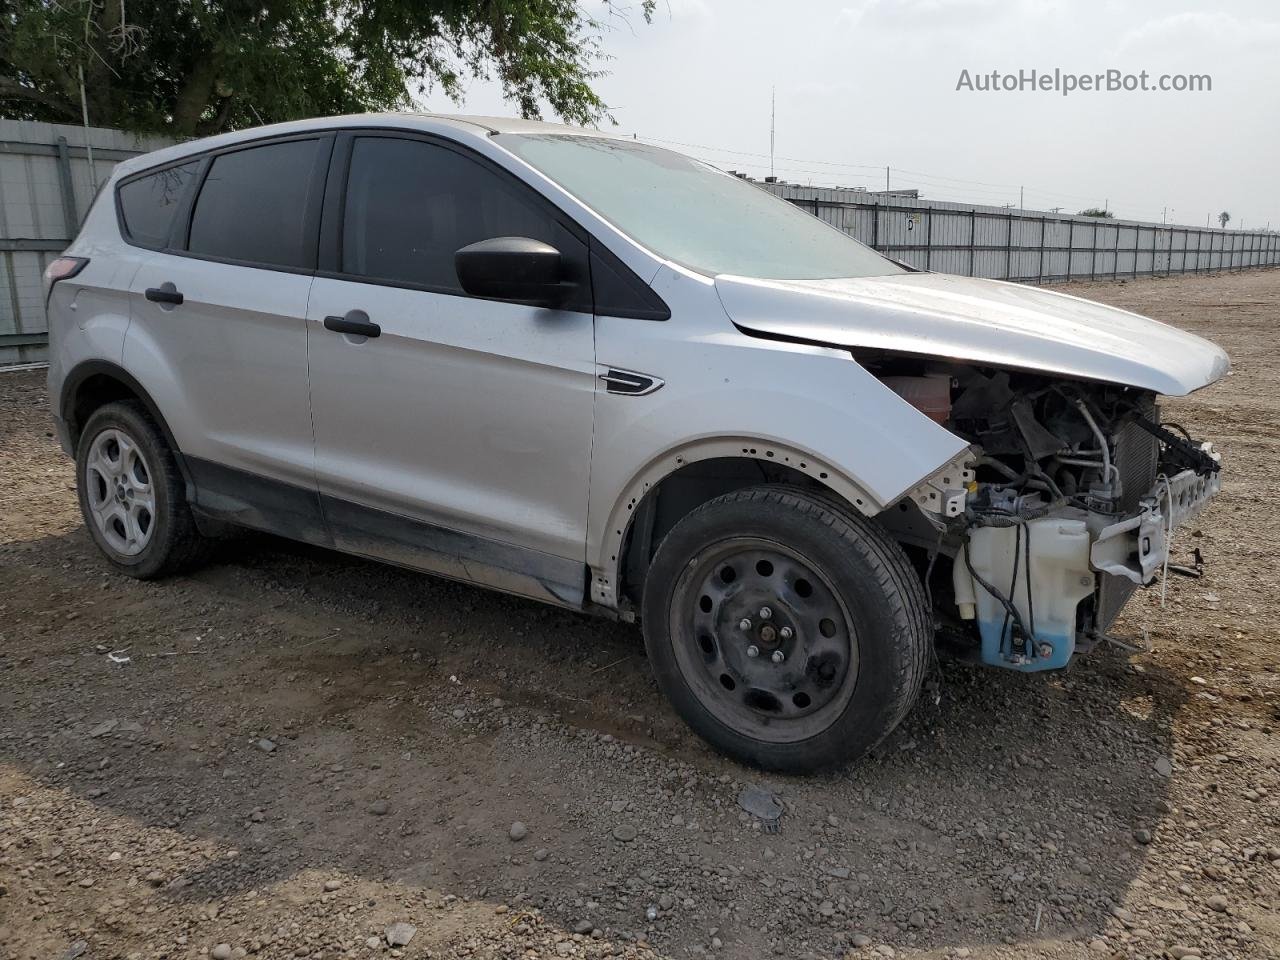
[323, 309, 380, 338]
[144, 283, 183, 305]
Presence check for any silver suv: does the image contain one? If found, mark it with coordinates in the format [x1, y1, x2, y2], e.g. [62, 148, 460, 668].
[46, 114, 1228, 771]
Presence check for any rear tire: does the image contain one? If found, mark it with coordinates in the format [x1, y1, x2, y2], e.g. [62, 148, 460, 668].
[76, 401, 212, 579]
[641, 485, 930, 772]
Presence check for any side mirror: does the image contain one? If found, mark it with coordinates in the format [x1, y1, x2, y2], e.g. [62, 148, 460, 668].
[455, 236, 568, 306]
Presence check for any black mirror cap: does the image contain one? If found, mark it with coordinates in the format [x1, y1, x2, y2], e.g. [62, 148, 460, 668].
[455, 236, 568, 306]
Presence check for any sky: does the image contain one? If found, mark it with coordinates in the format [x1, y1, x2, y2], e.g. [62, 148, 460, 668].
[430, 0, 1279, 231]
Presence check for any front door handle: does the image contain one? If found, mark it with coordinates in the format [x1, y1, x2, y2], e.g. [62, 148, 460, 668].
[323, 309, 380, 338]
[144, 283, 183, 305]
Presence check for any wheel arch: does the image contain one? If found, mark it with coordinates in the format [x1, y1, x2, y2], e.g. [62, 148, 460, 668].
[60, 360, 192, 490]
[591, 437, 879, 613]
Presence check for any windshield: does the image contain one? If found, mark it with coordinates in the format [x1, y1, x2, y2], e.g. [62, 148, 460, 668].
[494, 134, 903, 281]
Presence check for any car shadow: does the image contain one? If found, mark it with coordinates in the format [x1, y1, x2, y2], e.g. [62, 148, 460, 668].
[0, 525, 1187, 958]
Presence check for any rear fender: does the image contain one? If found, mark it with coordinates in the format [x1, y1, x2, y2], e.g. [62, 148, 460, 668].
[58, 359, 193, 492]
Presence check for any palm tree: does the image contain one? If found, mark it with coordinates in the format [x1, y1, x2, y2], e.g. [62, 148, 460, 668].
[1218, 211, 1231, 228]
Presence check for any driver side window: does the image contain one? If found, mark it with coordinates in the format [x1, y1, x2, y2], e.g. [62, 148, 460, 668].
[341, 136, 579, 294]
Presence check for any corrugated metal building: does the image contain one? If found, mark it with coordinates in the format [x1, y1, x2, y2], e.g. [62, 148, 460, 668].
[0, 120, 171, 365]
[761, 181, 1278, 281]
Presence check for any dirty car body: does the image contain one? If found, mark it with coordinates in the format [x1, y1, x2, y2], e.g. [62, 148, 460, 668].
[45, 114, 1228, 771]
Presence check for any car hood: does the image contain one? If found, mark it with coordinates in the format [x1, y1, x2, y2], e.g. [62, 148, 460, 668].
[715, 271, 1230, 396]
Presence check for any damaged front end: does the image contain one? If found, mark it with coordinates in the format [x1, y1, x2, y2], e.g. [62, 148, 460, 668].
[879, 364, 1221, 671]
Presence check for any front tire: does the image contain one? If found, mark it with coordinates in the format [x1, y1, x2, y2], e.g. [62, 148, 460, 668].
[76, 401, 211, 579]
[641, 485, 930, 772]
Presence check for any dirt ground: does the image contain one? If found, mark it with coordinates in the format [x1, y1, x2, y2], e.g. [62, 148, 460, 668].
[1, 269, 1278, 960]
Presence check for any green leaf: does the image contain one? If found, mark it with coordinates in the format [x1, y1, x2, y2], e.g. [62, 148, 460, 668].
[0, 0, 656, 135]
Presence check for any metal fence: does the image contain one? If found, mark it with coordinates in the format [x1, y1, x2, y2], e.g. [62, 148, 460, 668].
[765, 182, 1280, 282]
[1, 118, 1276, 366]
[0, 120, 173, 365]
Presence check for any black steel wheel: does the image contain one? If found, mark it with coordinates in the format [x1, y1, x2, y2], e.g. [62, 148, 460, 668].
[672, 539, 859, 742]
[642, 485, 930, 771]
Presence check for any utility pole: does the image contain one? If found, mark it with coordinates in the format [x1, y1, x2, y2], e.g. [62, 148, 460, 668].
[1019, 185, 1024, 210]
[77, 64, 97, 189]
[885, 166, 890, 192]
[1104, 198, 1108, 216]
[769, 86, 775, 180]
[1162, 206, 1167, 224]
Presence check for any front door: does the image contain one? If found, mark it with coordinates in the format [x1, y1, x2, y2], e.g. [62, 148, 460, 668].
[306, 134, 596, 605]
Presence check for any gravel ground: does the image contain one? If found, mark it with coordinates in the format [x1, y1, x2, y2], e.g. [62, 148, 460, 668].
[1, 269, 1278, 960]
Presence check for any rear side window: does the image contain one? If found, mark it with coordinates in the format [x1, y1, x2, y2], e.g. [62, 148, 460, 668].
[341, 136, 571, 291]
[188, 139, 322, 269]
[117, 162, 199, 247]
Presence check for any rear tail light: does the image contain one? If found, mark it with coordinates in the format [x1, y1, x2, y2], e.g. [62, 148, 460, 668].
[44, 256, 89, 285]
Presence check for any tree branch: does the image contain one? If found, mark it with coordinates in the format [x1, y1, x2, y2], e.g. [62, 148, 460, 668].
[171, 53, 219, 136]
[196, 95, 236, 136]
[0, 78, 80, 118]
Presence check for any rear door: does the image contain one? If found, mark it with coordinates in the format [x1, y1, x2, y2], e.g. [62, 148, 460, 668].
[305, 133, 596, 604]
[123, 136, 331, 539]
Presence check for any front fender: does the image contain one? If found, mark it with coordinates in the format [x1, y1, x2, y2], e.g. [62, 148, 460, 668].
[589, 435, 891, 608]
[587, 268, 971, 609]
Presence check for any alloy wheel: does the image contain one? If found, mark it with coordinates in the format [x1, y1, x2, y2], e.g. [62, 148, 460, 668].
[83, 427, 157, 556]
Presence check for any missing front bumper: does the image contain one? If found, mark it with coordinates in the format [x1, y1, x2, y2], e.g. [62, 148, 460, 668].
[954, 444, 1221, 671]
[1090, 449, 1222, 586]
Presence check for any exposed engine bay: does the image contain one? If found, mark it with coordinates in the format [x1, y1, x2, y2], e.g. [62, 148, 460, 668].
[871, 360, 1222, 671]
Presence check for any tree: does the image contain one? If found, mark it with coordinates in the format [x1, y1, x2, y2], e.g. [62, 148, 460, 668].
[1078, 207, 1113, 218]
[0, 0, 654, 137]
[1218, 211, 1231, 228]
